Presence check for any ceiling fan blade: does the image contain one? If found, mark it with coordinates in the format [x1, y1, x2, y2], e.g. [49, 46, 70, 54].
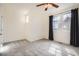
[50, 3, 59, 8]
[36, 3, 47, 7]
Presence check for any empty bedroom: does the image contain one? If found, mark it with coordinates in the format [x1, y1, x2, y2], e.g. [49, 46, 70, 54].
[0, 3, 79, 56]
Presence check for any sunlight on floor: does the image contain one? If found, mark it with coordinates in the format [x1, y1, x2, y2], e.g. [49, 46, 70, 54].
[48, 44, 62, 56]
[48, 44, 78, 56]
[0, 46, 10, 53]
[64, 48, 78, 56]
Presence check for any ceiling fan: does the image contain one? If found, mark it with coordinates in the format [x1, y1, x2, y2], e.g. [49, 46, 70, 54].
[36, 3, 59, 11]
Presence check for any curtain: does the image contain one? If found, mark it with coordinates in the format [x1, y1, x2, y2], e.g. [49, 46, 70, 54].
[70, 8, 79, 46]
[49, 15, 54, 40]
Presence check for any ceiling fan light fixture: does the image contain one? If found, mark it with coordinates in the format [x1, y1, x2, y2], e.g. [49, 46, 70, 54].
[36, 3, 59, 11]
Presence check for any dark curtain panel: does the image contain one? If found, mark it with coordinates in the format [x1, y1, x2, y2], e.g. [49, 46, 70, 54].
[70, 8, 79, 46]
[49, 15, 54, 40]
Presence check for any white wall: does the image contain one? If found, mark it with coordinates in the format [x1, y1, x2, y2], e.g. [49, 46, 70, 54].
[0, 3, 79, 44]
[0, 4, 48, 43]
[25, 9, 48, 41]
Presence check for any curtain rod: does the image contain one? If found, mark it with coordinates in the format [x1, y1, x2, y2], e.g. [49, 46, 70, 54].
[50, 8, 78, 16]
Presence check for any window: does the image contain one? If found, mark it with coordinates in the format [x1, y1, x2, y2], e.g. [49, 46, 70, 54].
[62, 13, 71, 30]
[53, 12, 71, 31]
[53, 16, 61, 30]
